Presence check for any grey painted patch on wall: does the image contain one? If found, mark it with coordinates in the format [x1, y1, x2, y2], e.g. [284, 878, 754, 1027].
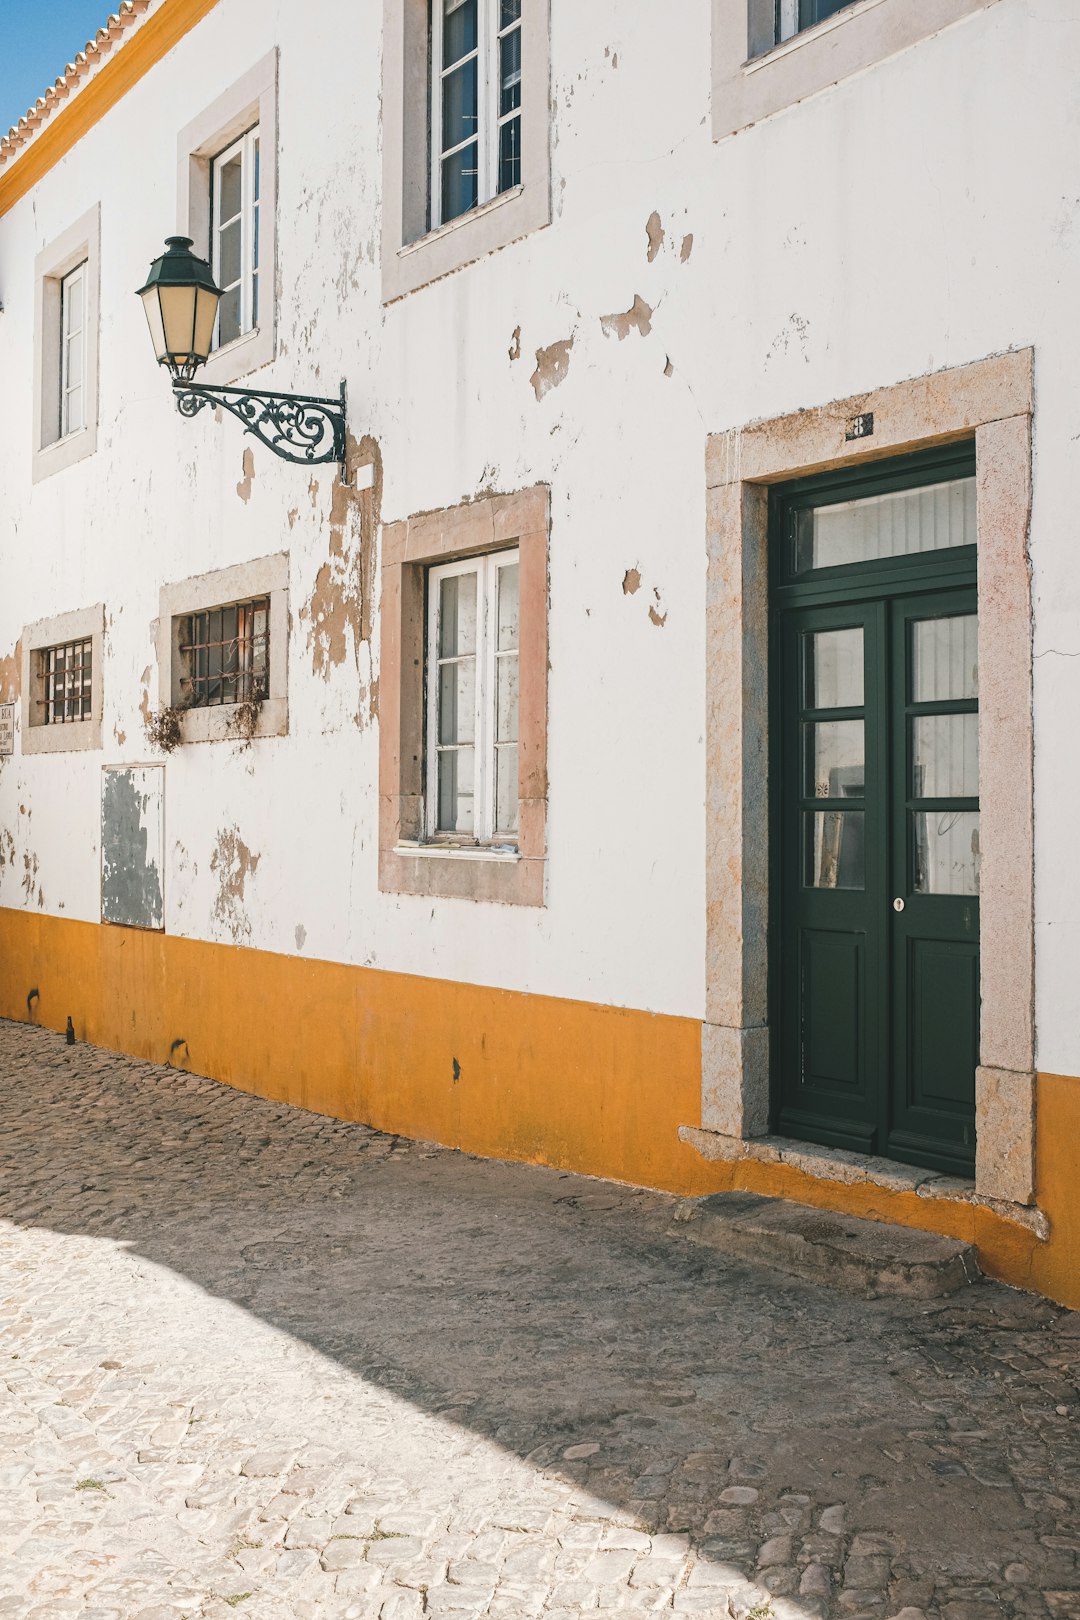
[101, 765, 165, 930]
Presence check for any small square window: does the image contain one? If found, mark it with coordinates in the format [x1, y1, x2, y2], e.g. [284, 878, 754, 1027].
[426, 550, 520, 843]
[177, 597, 270, 709]
[158, 553, 288, 746]
[21, 604, 104, 755]
[39, 638, 93, 725]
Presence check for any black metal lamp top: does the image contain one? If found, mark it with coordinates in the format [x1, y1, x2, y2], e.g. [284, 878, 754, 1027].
[136, 235, 223, 383]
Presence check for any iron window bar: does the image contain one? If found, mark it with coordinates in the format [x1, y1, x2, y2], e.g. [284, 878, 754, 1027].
[38, 640, 92, 724]
[178, 599, 269, 709]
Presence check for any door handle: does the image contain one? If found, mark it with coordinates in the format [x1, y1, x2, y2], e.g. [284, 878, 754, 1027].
[893, 897, 905, 913]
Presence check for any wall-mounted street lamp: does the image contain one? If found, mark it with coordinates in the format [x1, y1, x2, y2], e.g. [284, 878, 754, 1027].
[136, 236, 347, 480]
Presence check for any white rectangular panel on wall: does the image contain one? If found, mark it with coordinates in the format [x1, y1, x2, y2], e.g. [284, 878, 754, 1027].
[101, 765, 165, 930]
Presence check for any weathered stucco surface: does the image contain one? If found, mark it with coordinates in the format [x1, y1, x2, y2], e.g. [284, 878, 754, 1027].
[0, 0, 1077, 1272]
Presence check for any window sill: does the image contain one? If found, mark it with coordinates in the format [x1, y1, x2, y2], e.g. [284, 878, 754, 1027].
[713, 0, 1000, 142]
[380, 843, 544, 906]
[195, 322, 274, 387]
[383, 179, 550, 304]
[394, 841, 520, 861]
[32, 421, 97, 483]
[22, 716, 102, 756]
[744, 0, 886, 69]
[400, 186, 524, 259]
[178, 696, 287, 746]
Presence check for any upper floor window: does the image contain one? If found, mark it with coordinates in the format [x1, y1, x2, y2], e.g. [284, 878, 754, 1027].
[774, 0, 853, 44]
[211, 125, 260, 350]
[33, 205, 100, 481]
[59, 263, 87, 439]
[431, 0, 522, 229]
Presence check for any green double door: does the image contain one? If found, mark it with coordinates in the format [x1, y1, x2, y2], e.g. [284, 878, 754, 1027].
[772, 449, 980, 1175]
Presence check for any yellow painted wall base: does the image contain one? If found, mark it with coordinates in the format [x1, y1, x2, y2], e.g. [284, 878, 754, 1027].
[1, 907, 1077, 1310]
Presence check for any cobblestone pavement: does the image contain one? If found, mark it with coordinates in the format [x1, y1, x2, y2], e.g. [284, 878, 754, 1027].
[0, 1021, 1079, 1620]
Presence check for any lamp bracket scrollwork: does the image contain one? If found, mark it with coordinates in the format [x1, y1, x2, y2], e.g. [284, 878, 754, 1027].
[172, 379, 348, 482]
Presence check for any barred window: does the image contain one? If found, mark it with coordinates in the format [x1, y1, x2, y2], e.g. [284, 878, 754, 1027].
[39, 639, 92, 725]
[178, 598, 269, 708]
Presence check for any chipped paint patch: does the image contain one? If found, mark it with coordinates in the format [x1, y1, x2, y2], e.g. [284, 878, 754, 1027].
[530, 337, 574, 400]
[622, 568, 641, 596]
[646, 211, 665, 263]
[299, 434, 381, 729]
[601, 296, 653, 341]
[295, 923, 307, 951]
[664, 357, 674, 378]
[0, 639, 21, 703]
[210, 825, 261, 944]
[236, 446, 255, 503]
[649, 589, 668, 628]
[680, 233, 694, 263]
[101, 766, 164, 930]
[509, 325, 521, 361]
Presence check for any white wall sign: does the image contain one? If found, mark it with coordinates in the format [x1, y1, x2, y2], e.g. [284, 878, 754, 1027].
[0, 704, 13, 756]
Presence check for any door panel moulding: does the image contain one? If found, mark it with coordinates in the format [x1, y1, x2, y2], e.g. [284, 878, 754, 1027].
[700, 348, 1036, 1208]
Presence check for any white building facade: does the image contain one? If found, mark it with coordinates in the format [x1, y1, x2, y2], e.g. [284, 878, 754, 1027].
[0, 0, 1077, 1306]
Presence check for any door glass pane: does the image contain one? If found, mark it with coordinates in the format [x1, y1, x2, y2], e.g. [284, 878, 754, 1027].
[804, 720, 864, 800]
[913, 811, 980, 895]
[805, 810, 865, 890]
[795, 476, 976, 572]
[438, 747, 474, 833]
[804, 626, 863, 709]
[912, 714, 978, 799]
[913, 615, 978, 702]
[439, 573, 477, 657]
[439, 661, 475, 745]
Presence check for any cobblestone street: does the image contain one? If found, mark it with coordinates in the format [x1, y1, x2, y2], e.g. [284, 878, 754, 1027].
[0, 1020, 1078, 1620]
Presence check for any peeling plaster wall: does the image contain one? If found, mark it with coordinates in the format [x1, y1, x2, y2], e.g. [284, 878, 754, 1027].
[0, 0, 1078, 1079]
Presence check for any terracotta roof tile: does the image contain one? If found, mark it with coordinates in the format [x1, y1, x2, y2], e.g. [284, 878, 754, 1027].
[1, 1, 154, 167]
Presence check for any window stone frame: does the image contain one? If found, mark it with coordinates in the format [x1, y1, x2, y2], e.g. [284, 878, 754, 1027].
[32, 204, 100, 483]
[21, 603, 104, 755]
[379, 486, 549, 906]
[713, 0, 1001, 142]
[175, 48, 278, 386]
[156, 551, 289, 746]
[380, 0, 551, 304]
[701, 349, 1037, 1207]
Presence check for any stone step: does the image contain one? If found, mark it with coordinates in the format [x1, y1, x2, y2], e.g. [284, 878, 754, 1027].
[674, 1190, 981, 1298]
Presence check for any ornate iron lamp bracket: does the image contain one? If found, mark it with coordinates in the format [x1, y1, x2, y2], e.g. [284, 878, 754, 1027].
[173, 379, 348, 482]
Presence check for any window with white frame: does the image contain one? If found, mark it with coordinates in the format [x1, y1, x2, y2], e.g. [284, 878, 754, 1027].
[211, 124, 260, 349]
[426, 550, 520, 842]
[772, 0, 853, 45]
[59, 262, 87, 439]
[432, 0, 522, 229]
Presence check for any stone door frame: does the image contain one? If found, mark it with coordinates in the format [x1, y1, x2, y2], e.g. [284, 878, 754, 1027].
[703, 349, 1036, 1205]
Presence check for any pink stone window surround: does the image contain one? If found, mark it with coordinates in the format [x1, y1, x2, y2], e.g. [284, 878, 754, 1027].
[379, 486, 548, 907]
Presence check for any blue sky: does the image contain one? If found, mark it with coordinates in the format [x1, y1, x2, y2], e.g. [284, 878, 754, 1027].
[0, 2, 114, 136]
